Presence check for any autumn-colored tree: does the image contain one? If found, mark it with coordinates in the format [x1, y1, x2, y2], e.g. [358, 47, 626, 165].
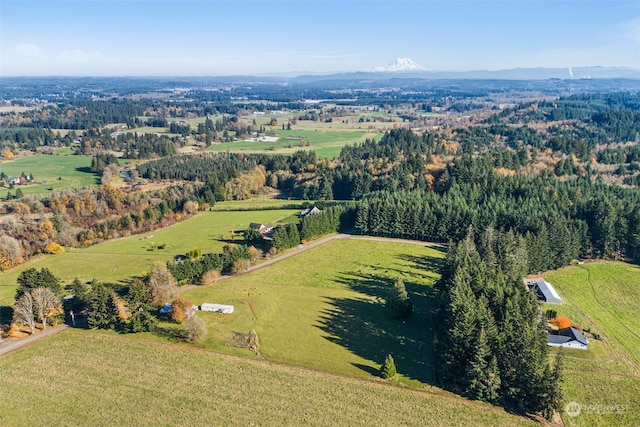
[183, 200, 199, 214]
[39, 220, 57, 240]
[231, 258, 250, 275]
[248, 246, 261, 263]
[550, 316, 572, 329]
[169, 298, 194, 323]
[12, 202, 30, 216]
[31, 287, 63, 330]
[0, 235, 23, 270]
[102, 183, 125, 210]
[200, 269, 221, 286]
[1, 148, 14, 159]
[44, 242, 65, 254]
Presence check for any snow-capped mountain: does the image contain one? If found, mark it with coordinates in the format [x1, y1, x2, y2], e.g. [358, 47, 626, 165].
[373, 58, 427, 72]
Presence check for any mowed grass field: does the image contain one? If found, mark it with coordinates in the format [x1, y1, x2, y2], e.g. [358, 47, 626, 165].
[208, 128, 382, 159]
[0, 209, 299, 305]
[181, 238, 444, 387]
[544, 261, 640, 427]
[0, 153, 98, 198]
[0, 330, 535, 427]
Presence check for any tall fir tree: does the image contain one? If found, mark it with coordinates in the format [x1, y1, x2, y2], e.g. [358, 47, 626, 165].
[88, 282, 118, 330]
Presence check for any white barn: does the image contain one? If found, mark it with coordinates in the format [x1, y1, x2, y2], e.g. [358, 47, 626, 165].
[201, 303, 234, 314]
[525, 278, 563, 305]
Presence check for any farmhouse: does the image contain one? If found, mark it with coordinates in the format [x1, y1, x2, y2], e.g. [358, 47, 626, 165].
[547, 326, 589, 350]
[249, 222, 273, 235]
[300, 206, 321, 218]
[525, 278, 562, 305]
[201, 303, 234, 314]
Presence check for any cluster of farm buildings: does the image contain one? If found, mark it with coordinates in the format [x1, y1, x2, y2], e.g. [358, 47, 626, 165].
[525, 278, 589, 350]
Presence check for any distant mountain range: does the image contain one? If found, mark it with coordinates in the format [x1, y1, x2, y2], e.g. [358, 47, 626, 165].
[365, 59, 640, 79]
[373, 58, 428, 72]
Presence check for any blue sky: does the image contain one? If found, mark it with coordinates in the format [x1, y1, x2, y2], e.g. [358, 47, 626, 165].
[1, 0, 639, 76]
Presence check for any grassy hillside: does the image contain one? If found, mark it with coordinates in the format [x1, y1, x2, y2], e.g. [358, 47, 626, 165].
[182, 238, 444, 386]
[0, 330, 535, 426]
[545, 261, 640, 426]
[0, 153, 98, 198]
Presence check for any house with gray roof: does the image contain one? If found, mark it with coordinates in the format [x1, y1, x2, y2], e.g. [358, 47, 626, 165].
[547, 326, 589, 350]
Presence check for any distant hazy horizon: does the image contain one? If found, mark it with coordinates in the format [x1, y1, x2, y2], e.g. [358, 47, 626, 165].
[1, 0, 639, 77]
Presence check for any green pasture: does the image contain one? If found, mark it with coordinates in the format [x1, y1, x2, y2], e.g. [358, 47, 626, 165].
[0, 330, 534, 427]
[0, 153, 98, 198]
[182, 238, 445, 387]
[212, 199, 306, 211]
[0, 210, 299, 304]
[208, 129, 380, 159]
[545, 262, 640, 426]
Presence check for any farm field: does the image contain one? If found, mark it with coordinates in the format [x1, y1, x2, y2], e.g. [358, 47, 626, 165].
[181, 238, 445, 386]
[212, 199, 305, 211]
[0, 153, 97, 198]
[0, 330, 535, 427]
[545, 262, 640, 427]
[0, 209, 299, 305]
[208, 129, 381, 159]
[127, 126, 179, 137]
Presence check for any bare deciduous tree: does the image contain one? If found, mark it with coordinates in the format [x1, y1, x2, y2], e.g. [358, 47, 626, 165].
[14, 292, 36, 334]
[147, 262, 178, 307]
[0, 235, 22, 269]
[182, 315, 207, 343]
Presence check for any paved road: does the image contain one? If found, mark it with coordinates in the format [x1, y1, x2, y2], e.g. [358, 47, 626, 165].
[0, 324, 69, 356]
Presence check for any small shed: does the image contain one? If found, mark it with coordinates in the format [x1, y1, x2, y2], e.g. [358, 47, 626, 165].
[525, 278, 562, 305]
[201, 303, 234, 314]
[159, 303, 172, 315]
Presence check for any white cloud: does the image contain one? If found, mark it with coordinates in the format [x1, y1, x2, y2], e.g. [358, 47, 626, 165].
[14, 43, 45, 59]
[59, 49, 104, 62]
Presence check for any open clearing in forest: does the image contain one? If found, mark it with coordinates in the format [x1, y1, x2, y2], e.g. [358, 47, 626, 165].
[0, 209, 299, 305]
[545, 261, 640, 427]
[0, 330, 534, 426]
[0, 153, 98, 198]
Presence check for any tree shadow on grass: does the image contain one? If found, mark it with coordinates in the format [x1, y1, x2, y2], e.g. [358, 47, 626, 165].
[75, 166, 101, 184]
[396, 253, 444, 277]
[155, 325, 182, 342]
[317, 272, 436, 385]
[351, 363, 380, 377]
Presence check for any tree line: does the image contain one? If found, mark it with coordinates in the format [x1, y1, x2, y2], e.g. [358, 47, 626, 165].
[434, 229, 562, 418]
